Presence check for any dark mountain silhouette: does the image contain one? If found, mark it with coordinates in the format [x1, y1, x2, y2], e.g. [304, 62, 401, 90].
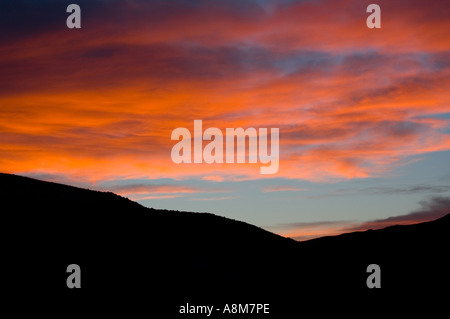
[2, 173, 448, 316]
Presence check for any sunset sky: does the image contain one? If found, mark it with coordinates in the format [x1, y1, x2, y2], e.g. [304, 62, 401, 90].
[1, 0, 449, 240]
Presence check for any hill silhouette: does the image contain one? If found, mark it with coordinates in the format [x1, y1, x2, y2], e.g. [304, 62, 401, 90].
[1, 173, 448, 316]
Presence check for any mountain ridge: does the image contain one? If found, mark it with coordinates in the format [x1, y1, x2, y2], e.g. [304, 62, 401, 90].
[1, 172, 448, 315]
[3, 172, 446, 243]
[0, 172, 293, 243]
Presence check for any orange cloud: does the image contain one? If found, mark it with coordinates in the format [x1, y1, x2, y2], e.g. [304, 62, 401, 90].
[0, 0, 449, 183]
[129, 194, 183, 201]
[105, 183, 231, 196]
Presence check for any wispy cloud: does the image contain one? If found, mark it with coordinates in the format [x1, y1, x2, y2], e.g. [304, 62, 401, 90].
[190, 196, 239, 201]
[346, 196, 450, 232]
[130, 194, 183, 201]
[104, 183, 230, 196]
[272, 196, 450, 241]
[271, 220, 356, 241]
[262, 186, 308, 192]
[0, 0, 449, 183]
[298, 184, 450, 199]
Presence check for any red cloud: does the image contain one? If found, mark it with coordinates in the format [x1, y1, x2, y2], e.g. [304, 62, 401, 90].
[0, 0, 449, 182]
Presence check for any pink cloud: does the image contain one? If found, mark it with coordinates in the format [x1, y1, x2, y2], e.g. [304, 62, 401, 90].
[272, 197, 450, 241]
